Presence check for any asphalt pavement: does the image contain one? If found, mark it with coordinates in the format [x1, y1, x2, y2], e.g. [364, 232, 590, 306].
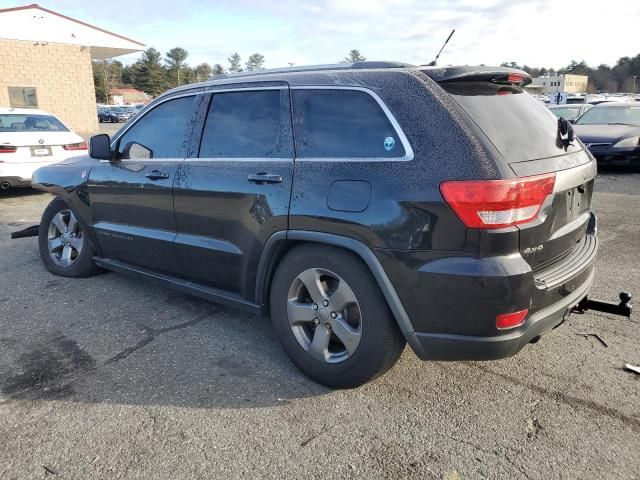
[0, 171, 638, 479]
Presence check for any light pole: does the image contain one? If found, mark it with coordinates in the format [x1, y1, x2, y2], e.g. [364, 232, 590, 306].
[633, 75, 637, 95]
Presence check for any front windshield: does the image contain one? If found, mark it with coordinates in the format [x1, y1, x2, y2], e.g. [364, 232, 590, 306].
[111, 107, 126, 113]
[575, 106, 640, 126]
[549, 107, 580, 121]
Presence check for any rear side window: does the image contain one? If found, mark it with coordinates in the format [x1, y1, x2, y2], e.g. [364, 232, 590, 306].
[292, 89, 406, 158]
[442, 82, 581, 163]
[117, 95, 194, 159]
[199, 90, 284, 158]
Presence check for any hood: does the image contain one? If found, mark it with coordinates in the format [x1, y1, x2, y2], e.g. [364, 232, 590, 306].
[573, 124, 640, 144]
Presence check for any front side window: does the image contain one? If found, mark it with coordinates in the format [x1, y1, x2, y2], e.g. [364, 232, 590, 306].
[291, 89, 406, 158]
[0, 114, 68, 132]
[199, 90, 284, 158]
[117, 96, 195, 159]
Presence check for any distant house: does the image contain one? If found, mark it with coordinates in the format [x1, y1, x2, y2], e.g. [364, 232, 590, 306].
[0, 4, 144, 136]
[109, 88, 150, 105]
[530, 74, 589, 94]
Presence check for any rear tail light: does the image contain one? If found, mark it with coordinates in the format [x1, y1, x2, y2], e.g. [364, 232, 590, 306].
[0, 145, 17, 154]
[62, 142, 88, 151]
[507, 73, 526, 84]
[440, 173, 556, 229]
[496, 309, 528, 330]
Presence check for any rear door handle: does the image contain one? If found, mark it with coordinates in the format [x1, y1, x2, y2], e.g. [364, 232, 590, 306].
[248, 173, 283, 184]
[145, 170, 170, 180]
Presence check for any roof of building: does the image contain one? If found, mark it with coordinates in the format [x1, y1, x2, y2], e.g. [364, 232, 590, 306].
[0, 4, 144, 59]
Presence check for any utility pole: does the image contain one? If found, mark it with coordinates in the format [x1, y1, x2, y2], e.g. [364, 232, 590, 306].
[633, 75, 637, 95]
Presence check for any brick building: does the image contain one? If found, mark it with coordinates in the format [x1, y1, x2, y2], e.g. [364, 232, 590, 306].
[0, 4, 144, 136]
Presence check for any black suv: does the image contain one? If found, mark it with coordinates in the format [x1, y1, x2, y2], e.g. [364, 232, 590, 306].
[33, 62, 598, 388]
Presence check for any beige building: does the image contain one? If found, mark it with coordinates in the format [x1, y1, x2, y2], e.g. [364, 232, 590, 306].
[0, 4, 144, 136]
[530, 74, 589, 94]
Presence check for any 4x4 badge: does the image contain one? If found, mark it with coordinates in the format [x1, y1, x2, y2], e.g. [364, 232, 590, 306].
[384, 136, 395, 151]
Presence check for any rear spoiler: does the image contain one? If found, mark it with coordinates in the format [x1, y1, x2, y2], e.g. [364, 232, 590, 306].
[420, 66, 532, 87]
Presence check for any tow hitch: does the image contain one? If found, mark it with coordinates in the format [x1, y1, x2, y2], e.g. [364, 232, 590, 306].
[573, 292, 633, 318]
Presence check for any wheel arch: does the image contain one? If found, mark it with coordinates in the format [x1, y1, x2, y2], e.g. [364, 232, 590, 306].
[255, 230, 427, 358]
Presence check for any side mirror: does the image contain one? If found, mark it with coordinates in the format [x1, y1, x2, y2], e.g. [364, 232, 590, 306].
[89, 134, 112, 160]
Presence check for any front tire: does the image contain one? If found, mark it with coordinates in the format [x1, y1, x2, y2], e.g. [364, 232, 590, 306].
[270, 244, 405, 388]
[38, 197, 101, 277]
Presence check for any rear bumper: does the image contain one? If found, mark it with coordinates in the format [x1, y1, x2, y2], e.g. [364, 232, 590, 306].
[377, 231, 598, 361]
[0, 175, 32, 187]
[412, 266, 594, 360]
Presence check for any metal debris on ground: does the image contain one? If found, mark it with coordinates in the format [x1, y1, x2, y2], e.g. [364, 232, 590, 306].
[624, 363, 640, 375]
[576, 333, 608, 347]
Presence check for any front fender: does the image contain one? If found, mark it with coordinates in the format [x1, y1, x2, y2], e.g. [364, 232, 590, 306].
[32, 156, 99, 238]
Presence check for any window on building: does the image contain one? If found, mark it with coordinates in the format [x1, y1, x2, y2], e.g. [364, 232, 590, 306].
[199, 90, 284, 158]
[292, 89, 406, 158]
[8, 87, 38, 108]
[117, 95, 195, 159]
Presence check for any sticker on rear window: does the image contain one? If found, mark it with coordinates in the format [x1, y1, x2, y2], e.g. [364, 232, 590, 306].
[384, 136, 395, 151]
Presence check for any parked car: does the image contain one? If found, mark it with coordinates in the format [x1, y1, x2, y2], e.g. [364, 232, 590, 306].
[573, 102, 640, 168]
[98, 106, 135, 123]
[548, 104, 593, 123]
[32, 63, 598, 388]
[0, 108, 86, 190]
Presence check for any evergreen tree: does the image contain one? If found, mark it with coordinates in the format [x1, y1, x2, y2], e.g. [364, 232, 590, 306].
[245, 53, 265, 71]
[342, 49, 366, 63]
[134, 48, 167, 97]
[228, 52, 243, 72]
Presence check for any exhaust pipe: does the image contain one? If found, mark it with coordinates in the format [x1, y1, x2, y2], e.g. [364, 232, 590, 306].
[0, 181, 11, 190]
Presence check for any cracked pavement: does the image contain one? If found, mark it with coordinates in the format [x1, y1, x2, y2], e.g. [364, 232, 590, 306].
[0, 170, 639, 479]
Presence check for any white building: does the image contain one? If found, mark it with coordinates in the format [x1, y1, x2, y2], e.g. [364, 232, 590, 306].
[0, 4, 144, 135]
[530, 74, 589, 94]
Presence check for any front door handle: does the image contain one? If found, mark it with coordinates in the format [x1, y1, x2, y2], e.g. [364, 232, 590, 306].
[248, 173, 283, 184]
[145, 170, 170, 180]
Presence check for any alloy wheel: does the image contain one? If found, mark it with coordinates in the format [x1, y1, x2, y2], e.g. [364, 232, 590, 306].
[47, 209, 83, 267]
[286, 268, 362, 363]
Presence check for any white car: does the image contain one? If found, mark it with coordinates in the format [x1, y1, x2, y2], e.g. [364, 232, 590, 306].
[0, 108, 86, 190]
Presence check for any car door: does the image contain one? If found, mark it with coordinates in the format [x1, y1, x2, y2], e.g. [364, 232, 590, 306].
[87, 93, 200, 275]
[173, 86, 294, 299]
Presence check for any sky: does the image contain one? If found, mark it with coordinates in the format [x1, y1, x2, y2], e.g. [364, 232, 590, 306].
[4, 0, 640, 69]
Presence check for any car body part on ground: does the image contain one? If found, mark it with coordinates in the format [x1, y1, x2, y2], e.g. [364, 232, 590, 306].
[28, 61, 632, 387]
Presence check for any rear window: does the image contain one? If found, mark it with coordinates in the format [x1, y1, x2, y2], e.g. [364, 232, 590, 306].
[442, 82, 581, 163]
[291, 89, 406, 158]
[574, 106, 640, 126]
[0, 114, 68, 132]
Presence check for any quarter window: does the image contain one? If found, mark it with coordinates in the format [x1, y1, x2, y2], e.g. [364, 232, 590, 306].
[117, 96, 195, 159]
[199, 90, 284, 158]
[292, 89, 406, 158]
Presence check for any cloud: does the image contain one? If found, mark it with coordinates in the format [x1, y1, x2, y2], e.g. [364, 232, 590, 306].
[3, 0, 639, 69]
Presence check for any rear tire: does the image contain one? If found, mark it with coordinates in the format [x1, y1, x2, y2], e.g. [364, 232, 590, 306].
[38, 197, 101, 278]
[270, 244, 405, 388]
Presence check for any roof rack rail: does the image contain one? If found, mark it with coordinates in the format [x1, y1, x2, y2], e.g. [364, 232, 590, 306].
[212, 61, 414, 79]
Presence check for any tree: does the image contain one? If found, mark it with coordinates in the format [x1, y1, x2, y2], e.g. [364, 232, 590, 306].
[194, 62, 212, 82]
[165, 47, 189, 86]
[228, 52, 242, 72]
[342, 49, 366, 63]
[212, 63, 225, 75]
[92, 59, 123, 103]
[134, 48, 167, 97]
[245, 53, 265, 71]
